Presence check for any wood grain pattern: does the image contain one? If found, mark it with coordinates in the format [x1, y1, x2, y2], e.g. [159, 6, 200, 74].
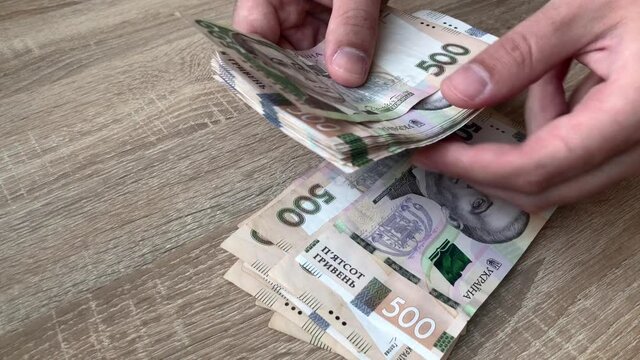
[0, 0, 638, 359]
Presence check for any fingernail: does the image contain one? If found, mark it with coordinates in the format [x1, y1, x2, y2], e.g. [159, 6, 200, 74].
[332, 47, 368, 80]
[445, 63, 491, 102]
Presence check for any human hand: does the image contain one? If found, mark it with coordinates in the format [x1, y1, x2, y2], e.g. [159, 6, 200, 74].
[412, 0, 640, 212]
[232, 0, 383, 87]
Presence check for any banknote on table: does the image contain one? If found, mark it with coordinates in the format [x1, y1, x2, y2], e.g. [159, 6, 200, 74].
[240, 121, 541, 359]
[224, 221, 418, 359]
[223, 260, 357, 359]
[269, 312, 460, 360]
[281, 226, 467, 360]
[226, 250, 421, 359]
[220, 113, 541, 359]
[267, 312, 355, 358]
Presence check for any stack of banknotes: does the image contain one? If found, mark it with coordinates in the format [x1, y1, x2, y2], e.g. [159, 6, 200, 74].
[218, 137, 553, 359]
[195, 8, 506, 172]
[199, 8, 555, 359]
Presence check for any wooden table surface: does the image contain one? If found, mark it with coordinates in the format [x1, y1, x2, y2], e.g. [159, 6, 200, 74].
[1, 0, 639, 359]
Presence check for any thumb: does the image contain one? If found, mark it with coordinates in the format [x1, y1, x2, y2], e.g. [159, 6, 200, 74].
[325, 0, 382, 87]
[441, 3, 589, 108]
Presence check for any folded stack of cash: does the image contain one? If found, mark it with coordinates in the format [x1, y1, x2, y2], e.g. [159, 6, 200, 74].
[195, 9, 503, 172]
[202, 9, 553, 359]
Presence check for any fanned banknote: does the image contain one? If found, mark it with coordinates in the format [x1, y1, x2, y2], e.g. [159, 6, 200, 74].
[224, 261, 358, 359]
[267, 312, 355, 359]
[220, 112, 545, 359]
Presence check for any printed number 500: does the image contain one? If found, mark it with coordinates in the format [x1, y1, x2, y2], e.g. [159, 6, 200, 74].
[276, 184, 335, 227]
[381, 297, 436, 339]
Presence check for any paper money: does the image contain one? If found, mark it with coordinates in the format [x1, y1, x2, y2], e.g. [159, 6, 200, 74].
[217, 9, 552, 360]
[207, 9, 497, 171]
[224, 260, 357, 358]
[213, 51, 479, 171]
[242, 112, 525, 257]
[331, 170, 552, 317]
[291, 226, 466, 359]
[196, 8, 488, 122]
[226, 257, 403, 359]
[222, 177, 414, 359]
[411, 10, 499, 44]
[268, 313, 356, 359]
[270, 255, 424, 360]
[221, 112, 535, 359]
[225, 224, 427, 359]
[260, 120, 533, 359]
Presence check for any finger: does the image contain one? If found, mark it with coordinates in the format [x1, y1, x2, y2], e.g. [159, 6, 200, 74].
[470, 143, 640, 213]
[233, 0, 281, 42]
[309, 1, 332, 23]
[525, 60, 571, 133]
[314, 0, 334, 7]
[324, 0, 382, 87]
[282, 16, 327, 49]
[412, 79, 639, 193]
[278, 38, 295, 50]
[568, 71, 603, 109]
[441, 1, 598, 108]
[314, 20, 328, 45]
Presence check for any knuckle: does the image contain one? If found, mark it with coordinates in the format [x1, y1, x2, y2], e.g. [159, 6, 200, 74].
[502, 31, 536, 71]
[484, 30, 536, 74]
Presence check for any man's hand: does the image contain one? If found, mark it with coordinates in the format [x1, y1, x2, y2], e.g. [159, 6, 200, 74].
[233, 0, 382, 87]
[412, 0, 640, 212]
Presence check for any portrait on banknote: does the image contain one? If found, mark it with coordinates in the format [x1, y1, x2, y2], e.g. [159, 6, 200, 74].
[384, 167, 530, 244]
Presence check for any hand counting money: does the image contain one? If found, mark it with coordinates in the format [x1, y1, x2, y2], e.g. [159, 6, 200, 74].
[194, 7, 499, 171]
[214, 8, 552, 360]
[196, 8, 488, 122]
